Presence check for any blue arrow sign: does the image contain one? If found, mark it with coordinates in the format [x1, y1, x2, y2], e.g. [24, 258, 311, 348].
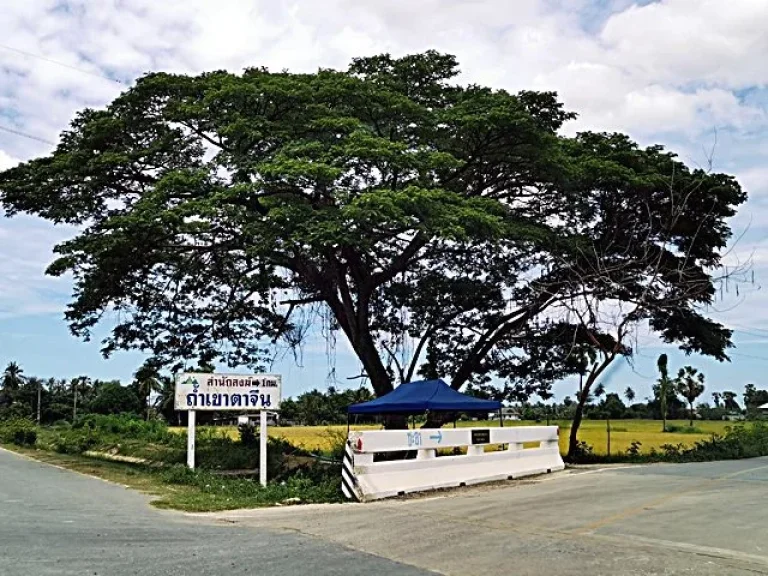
[429, 431, 443, 443]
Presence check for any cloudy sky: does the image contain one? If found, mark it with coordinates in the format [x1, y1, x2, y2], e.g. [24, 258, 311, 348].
[1, 0, 767, 401]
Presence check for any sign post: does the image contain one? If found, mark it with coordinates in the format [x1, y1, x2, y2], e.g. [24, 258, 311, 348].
[175, 373, 282, 483]
[187, 410, 196, 469]
[260, 410, 268, 487]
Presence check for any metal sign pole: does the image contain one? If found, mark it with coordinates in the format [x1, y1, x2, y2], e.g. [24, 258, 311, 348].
[187, 410, 196, 469]
[259, 410, 268, 486]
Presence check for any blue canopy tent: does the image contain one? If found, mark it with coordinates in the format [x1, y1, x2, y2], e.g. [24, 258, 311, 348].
[347, 379, 503, 429]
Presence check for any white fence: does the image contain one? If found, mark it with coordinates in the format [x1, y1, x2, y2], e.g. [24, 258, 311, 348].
[343, 426, 564, 501]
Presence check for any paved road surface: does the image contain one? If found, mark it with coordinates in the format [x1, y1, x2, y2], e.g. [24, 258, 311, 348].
[210, 458, 768, 575]
[4, 447, 768, 575]
[0, 448, 430, 576]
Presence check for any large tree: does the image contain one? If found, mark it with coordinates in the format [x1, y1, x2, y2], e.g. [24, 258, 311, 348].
[0, 51, 744, 417]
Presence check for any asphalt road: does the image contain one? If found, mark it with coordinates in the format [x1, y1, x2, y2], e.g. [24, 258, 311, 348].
[0, 448, 431, 576]
[5, 447, 768, 575]
[209, 458, 768, 575]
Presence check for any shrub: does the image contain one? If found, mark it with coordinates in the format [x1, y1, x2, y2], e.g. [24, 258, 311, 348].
[74, 414, 174, 443]
[53, 429, 98, 454]
[321, 427, 348, 461]
[0, 419, 37, 447]
[238, 423, 257, 446]
[665, 424, 703, 434]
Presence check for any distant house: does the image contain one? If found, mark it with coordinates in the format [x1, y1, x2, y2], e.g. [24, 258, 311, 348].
[758, 403, 768, 415]
[238, 413, 279, 426]
[489, 407, 521, 421]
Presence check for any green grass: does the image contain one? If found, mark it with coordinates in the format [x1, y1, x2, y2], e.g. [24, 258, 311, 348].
[2, 445, 342, 512]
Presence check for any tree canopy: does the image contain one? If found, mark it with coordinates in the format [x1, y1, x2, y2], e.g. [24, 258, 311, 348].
[0, 51, 745, 402]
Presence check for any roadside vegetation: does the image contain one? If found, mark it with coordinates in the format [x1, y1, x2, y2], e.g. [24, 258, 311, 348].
[0, 415, 344, 511]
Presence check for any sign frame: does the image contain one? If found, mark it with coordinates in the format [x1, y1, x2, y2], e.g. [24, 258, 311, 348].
[175, 372, 281, 412]
[175, 372, 282, 487]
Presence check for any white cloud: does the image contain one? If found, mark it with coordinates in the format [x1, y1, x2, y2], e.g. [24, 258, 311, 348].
[601, 0, 768, 89]
[0, 150, 19, 171]
[0, 0, 767, 331]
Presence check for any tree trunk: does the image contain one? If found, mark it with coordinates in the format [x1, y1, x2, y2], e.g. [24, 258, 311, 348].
[422, 412, 453, 429]
[567, 354, 615, 461]
[661, 393, 667, 433]
[689, 401, 694, 427]
[568, 390, 589, 460]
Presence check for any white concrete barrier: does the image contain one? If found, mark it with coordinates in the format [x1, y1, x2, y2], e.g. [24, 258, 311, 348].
[344, 426, 564, 501]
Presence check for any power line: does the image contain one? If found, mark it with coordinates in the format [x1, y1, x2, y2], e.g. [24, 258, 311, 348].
[0, 43, 124, 85]
[0, 124, 55, 146]
[730, 352, 768, 363]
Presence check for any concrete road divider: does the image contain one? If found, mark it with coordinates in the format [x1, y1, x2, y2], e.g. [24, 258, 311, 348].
[343, 426, 564, 501]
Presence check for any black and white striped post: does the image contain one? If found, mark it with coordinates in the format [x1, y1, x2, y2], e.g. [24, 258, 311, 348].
[341, 439, 360, 501]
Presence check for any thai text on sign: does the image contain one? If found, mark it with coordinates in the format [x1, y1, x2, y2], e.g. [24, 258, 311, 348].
[174, 373, 282, 411]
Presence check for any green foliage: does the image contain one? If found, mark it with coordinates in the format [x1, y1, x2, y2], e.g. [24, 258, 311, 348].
[744, 383, 768, 418]
[0, 418, 37, 446]
[571, 440, 594, 459]
[87, 382, 143, 416]
[53, 428, 98, 454]
[0, 51, 743, 407]
[322, 427, 349, 461]
[675, 365, 706, 426]
[74, 413, 175, 443]
[281, 386, 373, 425]
[238, 423, 257, 446]
[156, 463, 343, 510]
[665, 424, 704, 434]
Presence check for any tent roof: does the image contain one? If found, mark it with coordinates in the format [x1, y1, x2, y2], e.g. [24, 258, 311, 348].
[348, 379, 502, 415]
[758, 402, 768, 410]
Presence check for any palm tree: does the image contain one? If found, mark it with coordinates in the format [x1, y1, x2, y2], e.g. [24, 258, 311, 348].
[657, 354, 671, 432]
[153, 376, 178, 424]
[675, 366, 705, 426]
[133, 363, 161, 420]
[593, 383, 606, 398]
[1, 361, 25, 392]
[624, 386, 636, 404]
[712, 391, 722, 408]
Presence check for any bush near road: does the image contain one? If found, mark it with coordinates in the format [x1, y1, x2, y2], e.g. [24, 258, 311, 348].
[0, 415, 343, 511]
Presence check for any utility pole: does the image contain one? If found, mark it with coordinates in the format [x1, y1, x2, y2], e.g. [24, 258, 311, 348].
[36, 381, 42, 425]
[72, 381, 78, 422]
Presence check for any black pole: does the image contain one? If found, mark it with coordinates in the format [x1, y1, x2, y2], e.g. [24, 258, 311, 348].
[347, 412, 350, 434]
[499, 408, 504, 427]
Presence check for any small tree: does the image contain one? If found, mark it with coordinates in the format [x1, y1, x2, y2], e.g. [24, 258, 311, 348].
[722, 391, 741, 413]
[1, 362, 25, 393]
[675, 366, 705, 426]
[743, 383, 768, 418]
[593, 383, 606, 399]
[657, 354, 672, 432]
[624, 386, 636, 404]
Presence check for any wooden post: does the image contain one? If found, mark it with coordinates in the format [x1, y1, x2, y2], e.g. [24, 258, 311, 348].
[607, 418, 611, 457]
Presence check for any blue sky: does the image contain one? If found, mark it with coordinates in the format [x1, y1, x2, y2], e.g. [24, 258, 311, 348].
[2, 0, 768, 402]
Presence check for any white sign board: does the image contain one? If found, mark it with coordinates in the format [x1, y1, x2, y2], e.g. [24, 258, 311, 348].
[174, 373, 281, 411]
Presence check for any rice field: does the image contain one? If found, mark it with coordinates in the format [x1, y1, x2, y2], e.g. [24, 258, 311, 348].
[176, 419, 740, 456]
